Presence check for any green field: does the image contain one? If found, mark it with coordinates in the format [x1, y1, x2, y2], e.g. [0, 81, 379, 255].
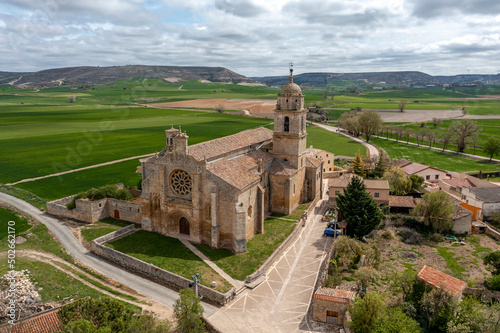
[2, 79, 500, 203]
[371, 137, 500, 173]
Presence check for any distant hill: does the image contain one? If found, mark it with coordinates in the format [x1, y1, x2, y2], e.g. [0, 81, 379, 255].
[0, 71, 29, 85]
[3, 65, 256, 88]
[252, 71, 500, 87]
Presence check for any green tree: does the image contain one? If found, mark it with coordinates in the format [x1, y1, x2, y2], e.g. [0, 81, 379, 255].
[336, 176, 383, 238]
[174, 289, 205, 333]
[373, 308, 420, 333]
[398, 98, 408, 112]
[483, 250, 500, 275]
[484, 137, 500, 161]
[409, 174, 424, 192]
[349, 292, 385, 333]
[421, 287, 456, 331]
[372, 153, 389, 178]
[412, 191, 456, 232]
[383, 166, 411, 195]
[358, 110, 382, 143]
[338, 109, 361, 137]
[447, 296, 500, 333]
[351, 151, 366, 177]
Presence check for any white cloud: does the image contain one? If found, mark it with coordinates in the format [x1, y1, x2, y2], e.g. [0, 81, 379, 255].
[0, 0, 499, 76]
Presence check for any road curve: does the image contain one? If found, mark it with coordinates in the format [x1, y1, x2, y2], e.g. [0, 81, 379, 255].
[313, 123, 380, 162]
[0, 192, 219, 316]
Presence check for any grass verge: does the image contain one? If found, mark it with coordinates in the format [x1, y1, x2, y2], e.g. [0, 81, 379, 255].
[81, 218, 133, 242]
[106, 230, 233, 293]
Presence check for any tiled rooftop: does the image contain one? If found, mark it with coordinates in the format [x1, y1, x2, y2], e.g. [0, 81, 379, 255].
[305, 156, 322, 168]
[328, 175, 389, 190]
[417, 265, 467, 297]
[189, 127, 273, 161]
[470, 187, 500, 203]
[207, 154, 261, 190]
[269, 158, 298, 176]
[441, 178, 474, 189]
[389, 195, 416, 208]
[0, 309, 61, 333]
[313, 287, 356, 304]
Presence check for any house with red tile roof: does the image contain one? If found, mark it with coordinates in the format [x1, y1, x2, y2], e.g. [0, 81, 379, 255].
[312, 287, 356, 325]
[417, 265, 467, 301]
[0, 308, 61, 333]
[328, 174, 390, 205]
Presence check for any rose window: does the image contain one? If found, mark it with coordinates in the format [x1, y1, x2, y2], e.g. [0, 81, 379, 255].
[170, 170, 192, 195]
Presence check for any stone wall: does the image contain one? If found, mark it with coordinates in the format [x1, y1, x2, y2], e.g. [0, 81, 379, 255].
[91, 226, 232, 306]
[463, 287, 500, 301]
[46, 196, 141, 224]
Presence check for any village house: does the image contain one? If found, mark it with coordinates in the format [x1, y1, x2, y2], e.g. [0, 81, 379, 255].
[417, 265, 467, 301]
[312, 287, 356, 325]
[328, 174, 390, 205]
[393, 159, 447, 183]
[304, 146, 335, 178]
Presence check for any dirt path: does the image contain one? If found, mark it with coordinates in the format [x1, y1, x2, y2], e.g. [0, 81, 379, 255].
[5, 153, 155, 186]
[0, 250, 174, 320]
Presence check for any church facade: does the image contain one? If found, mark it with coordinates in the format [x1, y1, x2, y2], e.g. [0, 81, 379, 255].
[139, 69, 324, 253]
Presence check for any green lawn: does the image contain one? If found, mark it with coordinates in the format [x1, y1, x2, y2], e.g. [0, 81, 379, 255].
[106, 230, 233, 293]
[307, 126, 366, 157]
[81, 218, 133, 242]
[193, 203, 308, 280]
[435, 246, 466, 278]
[370, 137, 500, 173]
[0, 207, 71, 261]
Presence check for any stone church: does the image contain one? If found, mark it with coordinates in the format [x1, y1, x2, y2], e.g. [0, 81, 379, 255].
[140, 69, 324, 253]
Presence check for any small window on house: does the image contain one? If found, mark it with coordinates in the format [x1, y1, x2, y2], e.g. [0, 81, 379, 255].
[426, 175, 430, 180]
[435, 175, 439, 179]
[284, 116, 289, 132]
[329, 168, 332, 171]
[326, 154, 329, 157]
[335, 190, 340, 195]
[324, 169, 326, 172]
[293, 184, 296, 194]
[328, 160, 330, 164]
[374, 192, 380, 198]
[248, 205, 252, 217]
[99, 203, 102, 208]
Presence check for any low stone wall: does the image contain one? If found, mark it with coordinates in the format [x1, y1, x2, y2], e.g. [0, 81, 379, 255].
[246, 196, 323, 284]
[91, 227, 231, 306]
[463, 287, 500, 301]
[485, 223, 500, 241]
[47, 196, 141, 224]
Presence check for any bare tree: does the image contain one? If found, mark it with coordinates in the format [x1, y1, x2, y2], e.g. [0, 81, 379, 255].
[426, 130, 437, 148]
[395, 127, 404, 142]
[337, 110, 361, 137]
[358, 110, 382, 143]
[398, 98, 408, 112]
[415, 129, 427, 147]
[431, 117, 442, 128]
[215, 104, 225, 113]
[440, 131, 454, 152]
[448, 119, 481, 152]
[404, 128, 412, 144]
[68, 95, 77, 103]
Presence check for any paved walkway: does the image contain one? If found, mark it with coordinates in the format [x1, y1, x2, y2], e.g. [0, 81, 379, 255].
[208, 194, 333, 332]
[5, 153, 155, 186]
[180, 239, 243, 290]
[313, 123, 380, 162]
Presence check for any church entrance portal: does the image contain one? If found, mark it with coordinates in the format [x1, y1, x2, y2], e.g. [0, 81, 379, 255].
[179, 217, 190, 235]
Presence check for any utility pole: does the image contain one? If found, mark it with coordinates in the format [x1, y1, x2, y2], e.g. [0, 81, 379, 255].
[190, 273, 200, 297]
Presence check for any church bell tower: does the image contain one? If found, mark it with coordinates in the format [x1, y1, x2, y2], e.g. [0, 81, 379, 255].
[272, 63, 307, 169]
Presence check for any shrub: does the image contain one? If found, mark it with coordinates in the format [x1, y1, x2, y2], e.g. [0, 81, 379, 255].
[349, 263, 359, 271]
[381, 229, 395, 240]
[484, 251, 500, 275]
[65, 185, 133, 210]
[430, 233, 445, 243]
[399, 227, 422, 244]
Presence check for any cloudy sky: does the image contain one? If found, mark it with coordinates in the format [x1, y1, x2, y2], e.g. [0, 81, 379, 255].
[1, 0, 500, 77]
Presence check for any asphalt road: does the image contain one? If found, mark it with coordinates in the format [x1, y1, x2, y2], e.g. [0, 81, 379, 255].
[0, 192, 220, 316]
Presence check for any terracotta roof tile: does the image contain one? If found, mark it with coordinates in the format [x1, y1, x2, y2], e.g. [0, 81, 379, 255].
[189, 127, 273, 161]
[401, 162, 446, 175]
[206, 154, 260, 190]
[441, 178, 475, 189]
[363, 179, 390, 190]
[0, 309, 61, 333]
[417, 265, 467, 297]
[269, 158, 298, 176]
[305, 156, 322, 168]
[328, 175, 388, 190]
[389, 195, 416, 208]
[313, 287, 356, 304]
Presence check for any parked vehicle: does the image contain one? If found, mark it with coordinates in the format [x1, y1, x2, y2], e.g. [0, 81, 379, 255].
[323, 228, 340, 237]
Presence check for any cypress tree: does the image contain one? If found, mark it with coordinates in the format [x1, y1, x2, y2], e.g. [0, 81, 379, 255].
[351, 151, 367, 177]
[336, 176, 383, 238]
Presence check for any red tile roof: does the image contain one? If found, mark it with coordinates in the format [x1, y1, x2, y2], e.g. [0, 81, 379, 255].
[313, 287, 356, 304]
[0, 309, 61, 333]
[389, 195, 416, 208]
[441, 178, 474, 189]
[269, 158, 298, 176]
[417, 265, 467, 297]
[305, 156, 322, 168]
[189, 127, 273, 161]
[206, 154, 261, 190]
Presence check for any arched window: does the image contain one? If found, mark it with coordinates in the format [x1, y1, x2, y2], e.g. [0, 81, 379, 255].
[284, 116, 289, 132]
